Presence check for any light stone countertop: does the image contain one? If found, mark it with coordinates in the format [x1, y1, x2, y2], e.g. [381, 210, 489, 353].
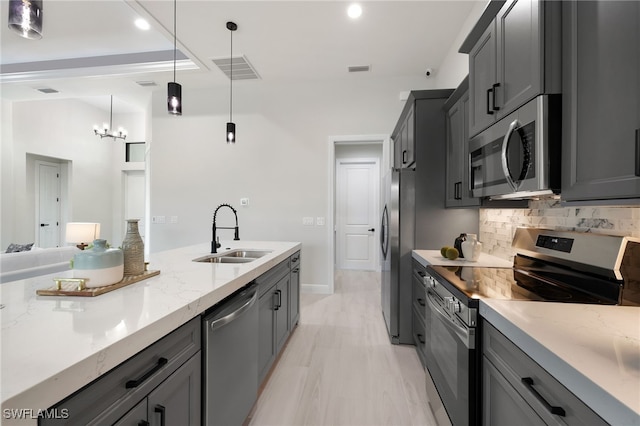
[412, 249, 513, 268]
[481, 299, 640, 425]
[0, 240, 301, 425]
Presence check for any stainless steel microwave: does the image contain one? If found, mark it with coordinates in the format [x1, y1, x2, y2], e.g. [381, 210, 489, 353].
[469, 95, 561, 199]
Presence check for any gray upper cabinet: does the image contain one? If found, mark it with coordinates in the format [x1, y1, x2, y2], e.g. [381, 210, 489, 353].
[445, 77, 480, 208]
[561, 1, 640, 202]
[393, 102, 416, 169]
[467, 0, 561, 137]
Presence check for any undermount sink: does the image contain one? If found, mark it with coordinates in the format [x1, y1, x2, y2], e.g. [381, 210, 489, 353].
[193, 249, 272, 264]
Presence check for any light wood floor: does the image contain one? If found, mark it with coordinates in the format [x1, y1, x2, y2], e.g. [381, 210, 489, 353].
[248, 269, 437, 426]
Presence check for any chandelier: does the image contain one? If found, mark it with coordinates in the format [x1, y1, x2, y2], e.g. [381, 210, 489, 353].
[93, 95, 127, 140]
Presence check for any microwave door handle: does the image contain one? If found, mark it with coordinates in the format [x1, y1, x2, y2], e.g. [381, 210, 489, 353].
[501, 119, 520, 191]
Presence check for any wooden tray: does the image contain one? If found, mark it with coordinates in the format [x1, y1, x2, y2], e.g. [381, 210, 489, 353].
[37, 270, 160, 297]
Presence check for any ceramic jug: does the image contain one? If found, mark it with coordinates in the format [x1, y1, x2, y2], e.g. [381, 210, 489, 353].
[461, 233, 482, 262]
[73, 239, 124, 287]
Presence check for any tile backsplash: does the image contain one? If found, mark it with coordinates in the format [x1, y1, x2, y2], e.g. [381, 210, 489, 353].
[479, 200, 640, 261]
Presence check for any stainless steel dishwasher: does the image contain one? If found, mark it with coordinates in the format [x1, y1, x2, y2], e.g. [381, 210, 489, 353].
[203, 282, 259, 426]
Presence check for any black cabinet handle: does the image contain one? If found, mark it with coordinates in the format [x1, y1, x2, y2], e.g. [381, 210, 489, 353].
[154, 405, 166, 426]
[125, 357, 168, 389]
[417, 271, 426, 278]
[417, 298, 426, 307]
[417, 334, 426, 344]
[487, 88, 494, 115]
[635, 128, 640, 177]
[292, 256, 299, 262]
[138, 421, 150, 426]
[274, 290, 282, 310]
[492, 83, 500, 111]
[521, 377, 566, 417]
[293, 268, 300, 273]
[402, 150, 408, 164]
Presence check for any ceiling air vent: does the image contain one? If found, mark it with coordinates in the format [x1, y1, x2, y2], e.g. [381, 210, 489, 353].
[348, 65, 370, 73]
[36, 87, 59, 94]
[136, 80, 158, 87]
[212, 55, 260, 80]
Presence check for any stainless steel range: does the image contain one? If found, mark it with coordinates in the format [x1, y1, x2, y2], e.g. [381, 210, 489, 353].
[421, 227, 640, 426]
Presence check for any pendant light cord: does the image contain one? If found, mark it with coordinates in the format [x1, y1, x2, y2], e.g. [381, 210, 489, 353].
[230, 28, 233, 122]
[173, 0, 177, 82]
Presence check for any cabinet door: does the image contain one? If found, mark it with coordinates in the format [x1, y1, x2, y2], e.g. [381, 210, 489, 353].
[147, 354, 201, 426]
[562, 1, 640, 201]
[446, 97, 464, 207]
[258, 288, 276, 383]
[113, 399, 148, 426]
[496, 0, 542, 116]
[482, 358, 545, 426]
[289, 266, 300, 330]
[446, 91, 480, 208]
[469, 22, 498, 137]
[274, 274, 290, 354]
[402, 105, 415, 168]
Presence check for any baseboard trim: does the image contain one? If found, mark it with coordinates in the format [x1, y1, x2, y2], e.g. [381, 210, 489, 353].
[301, 283, 332, 294]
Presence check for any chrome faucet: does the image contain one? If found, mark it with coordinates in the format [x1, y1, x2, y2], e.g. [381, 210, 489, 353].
[211, 203, 239, 253]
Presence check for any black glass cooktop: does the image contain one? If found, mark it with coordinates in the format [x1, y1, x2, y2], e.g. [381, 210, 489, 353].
[429, 257, 625, 305]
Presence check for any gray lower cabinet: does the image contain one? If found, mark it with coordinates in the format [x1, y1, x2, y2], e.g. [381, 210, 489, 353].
[40, 317, 201, 426]
[445, 77, 480, 208]
[257, 253, 301, 384]
[411, 259, 427, 367]
[561, 0, 640, 202]
[482, 321, 607, 426]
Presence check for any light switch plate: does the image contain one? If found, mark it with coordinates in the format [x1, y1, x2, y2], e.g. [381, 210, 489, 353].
[303, 217, 314, 226]
[240, 198, 249, 206]
[316, 217, 325, 226]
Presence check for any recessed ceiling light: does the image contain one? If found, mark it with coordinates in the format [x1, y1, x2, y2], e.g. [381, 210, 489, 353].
[347, 4, 362, 19]
[135, 18, 150, 30]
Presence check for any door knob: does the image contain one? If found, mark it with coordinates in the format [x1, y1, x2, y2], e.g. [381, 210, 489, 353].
[40, 223, 50, 227]
[368, 228, 375, 232]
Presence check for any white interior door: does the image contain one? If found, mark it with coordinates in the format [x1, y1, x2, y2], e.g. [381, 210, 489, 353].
[36, 161, 61, 248]
[336, 159, 379, 270]
[124, 170, 146, 239]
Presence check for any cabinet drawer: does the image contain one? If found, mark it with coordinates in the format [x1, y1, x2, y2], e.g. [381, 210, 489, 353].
[290, 251, 301, 270]
[256, 259, 290, 297]
[43, 317, 201, 425]
[483, 322, 606, 426]
[412, 304, 427, 367]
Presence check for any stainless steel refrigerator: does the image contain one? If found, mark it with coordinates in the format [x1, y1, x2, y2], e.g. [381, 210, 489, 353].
[380, 90, 478, 344]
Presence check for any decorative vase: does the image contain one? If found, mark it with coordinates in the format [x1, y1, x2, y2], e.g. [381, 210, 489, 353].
[461, 233, 482, 262]
[73, 239, 124, 288]
[122, 219, 145, 276]
[454, 233, 467, 258]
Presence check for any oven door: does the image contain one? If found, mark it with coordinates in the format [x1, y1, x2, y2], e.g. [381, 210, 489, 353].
[424, 287, 477, 426]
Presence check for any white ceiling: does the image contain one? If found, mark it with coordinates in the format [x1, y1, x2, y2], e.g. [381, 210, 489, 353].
[1, 0, 478, 112]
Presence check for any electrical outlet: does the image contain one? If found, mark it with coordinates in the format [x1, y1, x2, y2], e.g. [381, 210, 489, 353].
[303, 217, 314, 226]
[240, 198, 249, 206]
[152, 216, 165, 224]
[316, 217, 325, 226]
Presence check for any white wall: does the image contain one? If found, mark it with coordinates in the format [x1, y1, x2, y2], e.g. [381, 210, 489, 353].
[434, 0, 487, 89]
[148, 75, 438, 291]
[1, 98, 145, 248]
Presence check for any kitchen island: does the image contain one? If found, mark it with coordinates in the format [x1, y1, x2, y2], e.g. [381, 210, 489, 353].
[0, 240, 300, 425]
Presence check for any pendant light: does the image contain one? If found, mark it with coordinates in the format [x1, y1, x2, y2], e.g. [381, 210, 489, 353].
[8, 0, 43, 40]
[167, 0, 182, 115]
[93, 96, 127, 140]
[226, 21, 237, 144]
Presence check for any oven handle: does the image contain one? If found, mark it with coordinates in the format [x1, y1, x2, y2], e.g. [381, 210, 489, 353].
[501, 119, 520, 191]
[426, 290, 473, 349]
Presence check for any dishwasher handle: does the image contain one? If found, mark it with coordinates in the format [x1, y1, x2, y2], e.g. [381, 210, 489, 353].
[209, 287, 258, 332]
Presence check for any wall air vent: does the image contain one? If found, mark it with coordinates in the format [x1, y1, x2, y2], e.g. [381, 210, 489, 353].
[348, 65, 371, 73]
[212, 55, 260, 80]
[36, 87, 59, 94]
